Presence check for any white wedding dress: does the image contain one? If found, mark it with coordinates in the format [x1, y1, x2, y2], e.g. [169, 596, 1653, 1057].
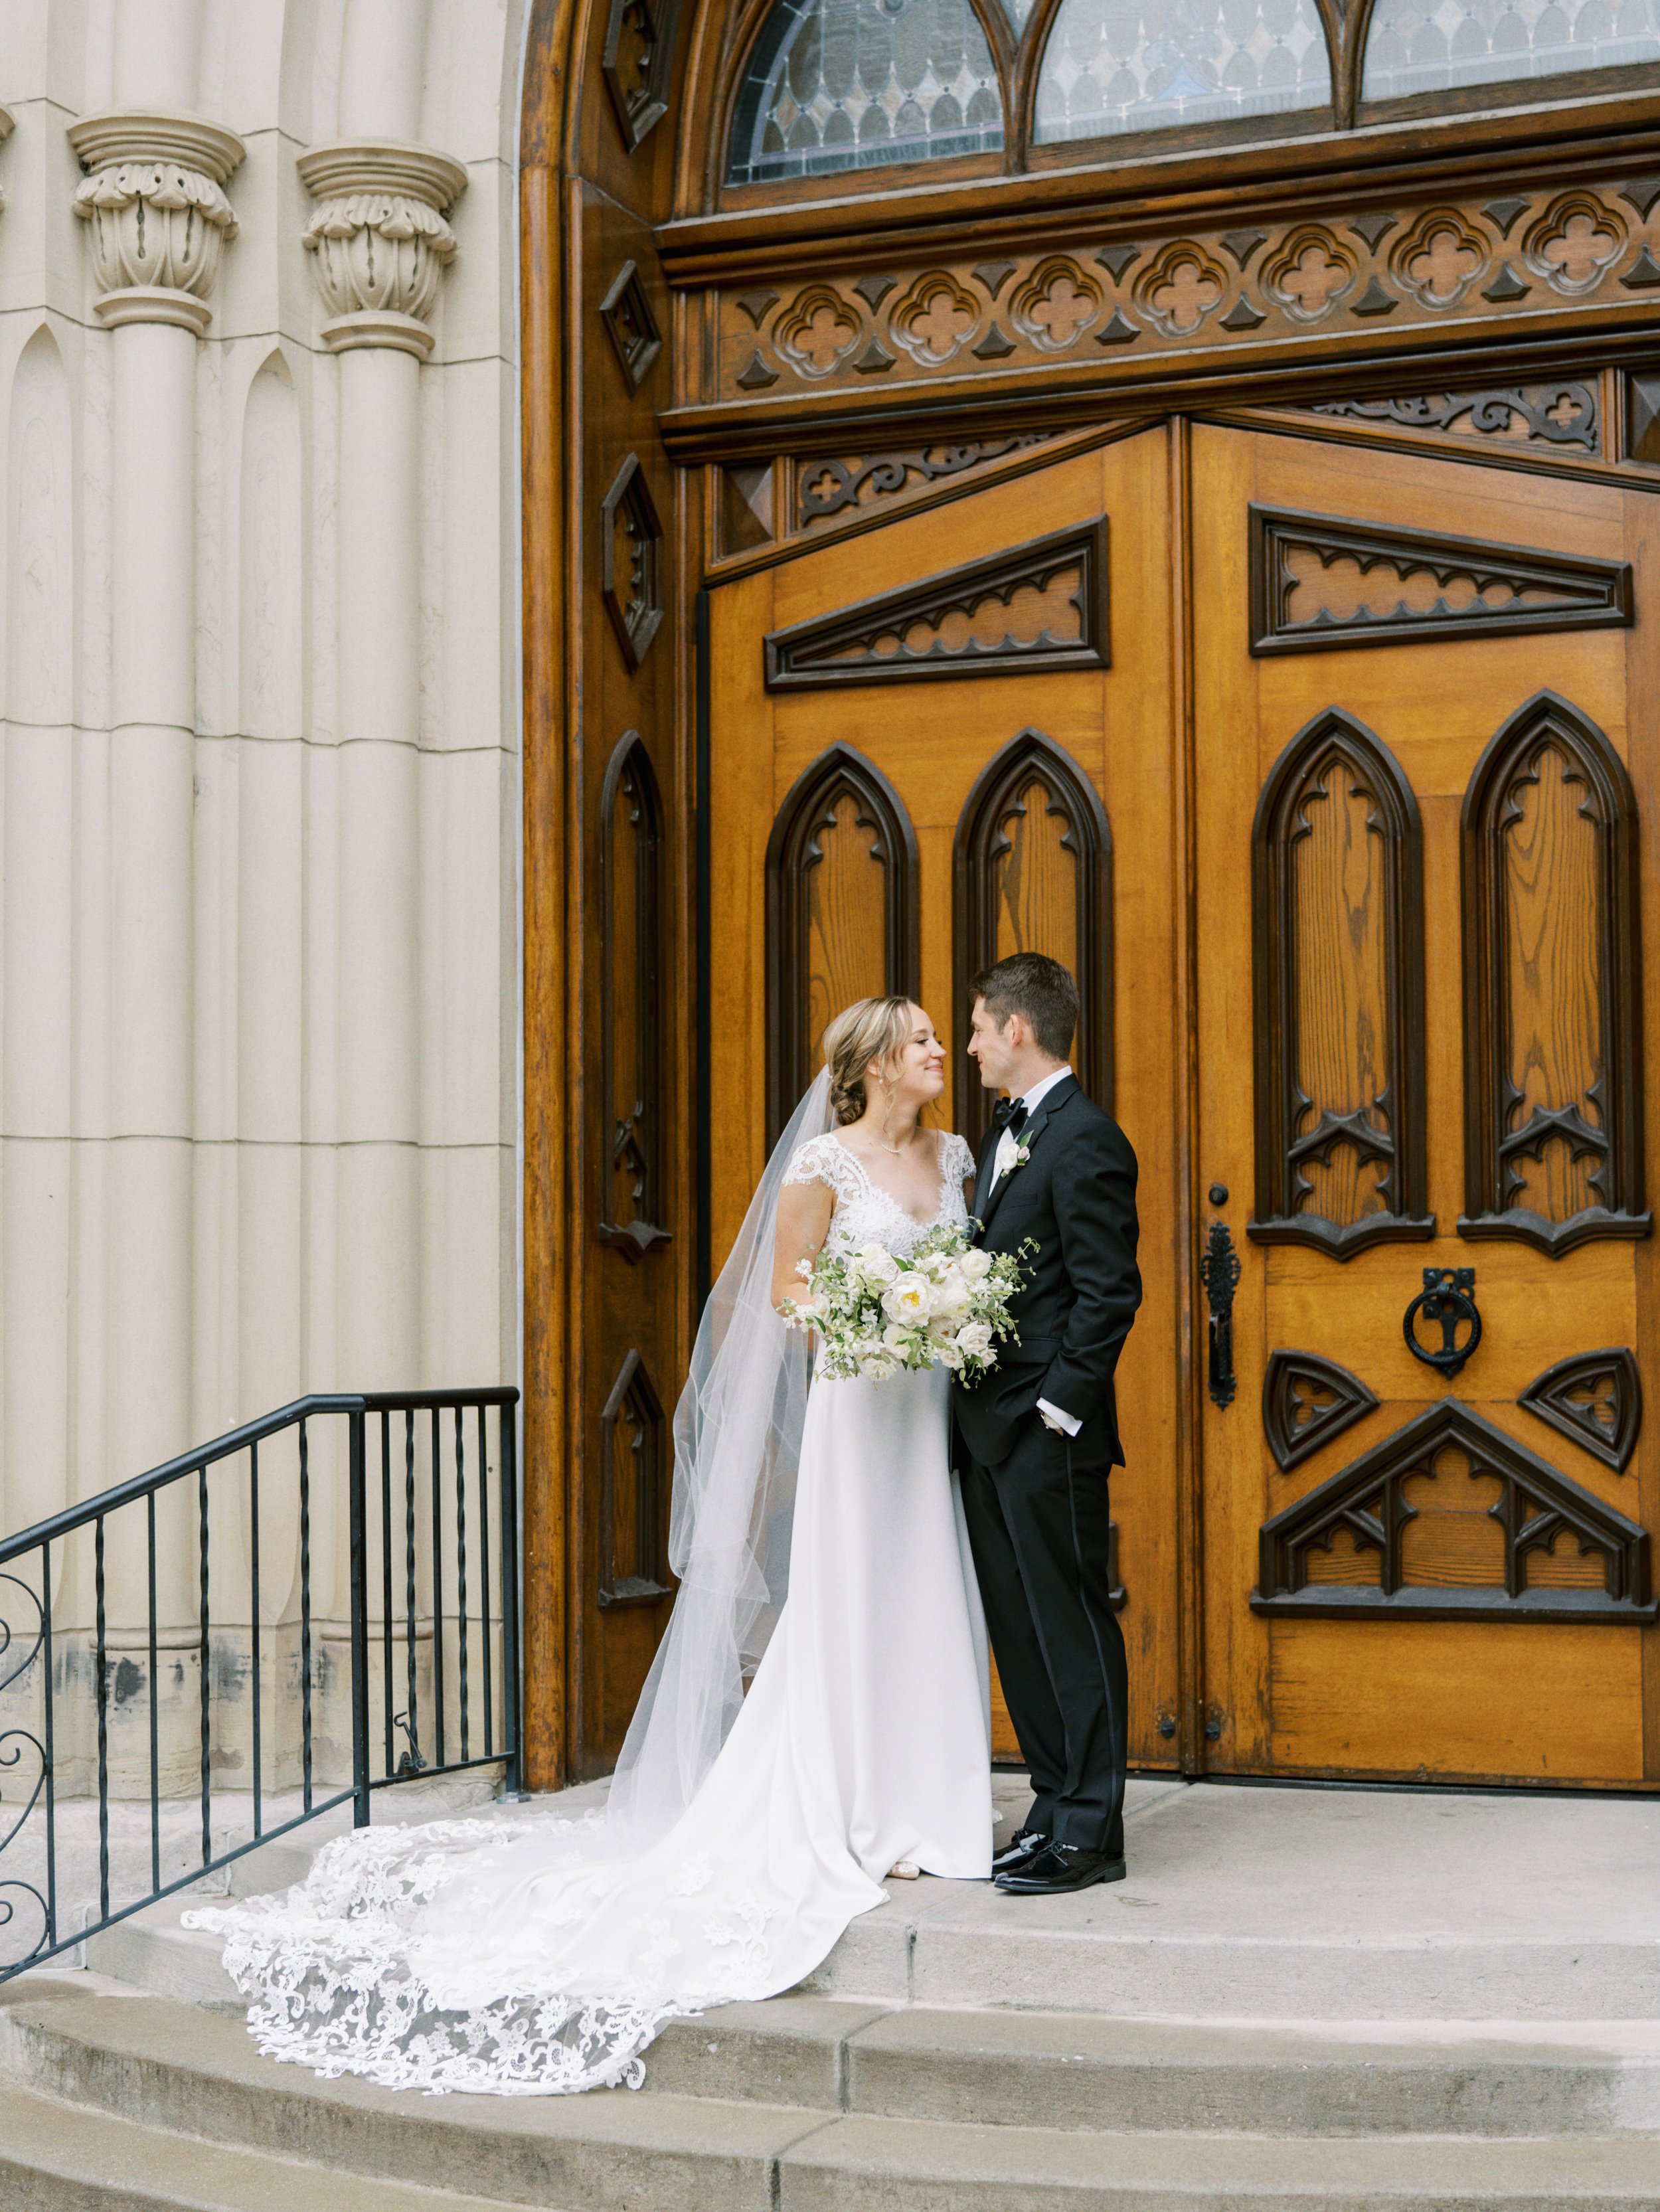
[185, 1123, 992, 2095]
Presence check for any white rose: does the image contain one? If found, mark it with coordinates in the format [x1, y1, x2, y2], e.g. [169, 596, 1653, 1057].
[882, 1276, 933, 1325]
[865, 1353, 896, 1381]
[932, 1278, 972, 1321]
[956, 1321, 993, 1359]
[882, 1320, 916, 1353]
[959, 1248, 993, 1282]
[935, 1341, 965, 1370]
[857, 1245, 900, 1284]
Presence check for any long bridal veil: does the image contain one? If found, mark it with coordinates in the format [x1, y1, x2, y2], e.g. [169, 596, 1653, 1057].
[608, 1066, 833, 1841]
[183, 1072, 837, 2094]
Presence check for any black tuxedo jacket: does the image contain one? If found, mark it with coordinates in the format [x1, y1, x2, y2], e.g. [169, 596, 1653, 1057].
[951, 1076, 1141, 1472]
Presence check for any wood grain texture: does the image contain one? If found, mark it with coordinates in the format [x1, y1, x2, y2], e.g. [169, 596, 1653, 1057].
[1196, 421, 1655, 1784]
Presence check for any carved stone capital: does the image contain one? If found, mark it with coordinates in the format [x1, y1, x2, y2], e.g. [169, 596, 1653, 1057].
[296, 139, 467, 360]
[68, 110, 244, 335]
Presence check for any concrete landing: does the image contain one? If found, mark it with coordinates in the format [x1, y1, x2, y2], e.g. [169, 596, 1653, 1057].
[808, 1772, 1660, 2019]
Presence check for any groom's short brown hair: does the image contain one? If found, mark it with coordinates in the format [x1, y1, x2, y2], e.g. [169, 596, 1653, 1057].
[971, 953, 1078, 1061]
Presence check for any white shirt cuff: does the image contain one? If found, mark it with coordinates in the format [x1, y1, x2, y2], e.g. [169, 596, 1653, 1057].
[1037, 1397, 1081, 1436]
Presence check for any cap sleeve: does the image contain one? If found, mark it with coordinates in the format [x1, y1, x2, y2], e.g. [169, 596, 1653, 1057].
[943, 1132, 975, 1185]
[783, 1133, 853, 1195]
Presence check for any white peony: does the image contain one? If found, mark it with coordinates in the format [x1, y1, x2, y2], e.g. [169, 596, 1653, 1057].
[882, 1321, 916, 1353]
[882, 1275, 933, 1324]
[959, 1248, 993, 1282]
[931, 1277, 973, 1321]
[956, 1320, 994, 1359]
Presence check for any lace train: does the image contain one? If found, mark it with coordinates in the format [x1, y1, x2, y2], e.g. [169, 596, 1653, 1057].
[185, 1808, 778, 2096]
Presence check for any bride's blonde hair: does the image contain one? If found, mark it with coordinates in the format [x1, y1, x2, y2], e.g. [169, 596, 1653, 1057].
[821, 997, 915, 1127]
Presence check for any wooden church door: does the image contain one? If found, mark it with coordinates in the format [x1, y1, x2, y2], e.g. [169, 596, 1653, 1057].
[706, 428, 1188, 1766]
[1193, 420, 1659, 1787]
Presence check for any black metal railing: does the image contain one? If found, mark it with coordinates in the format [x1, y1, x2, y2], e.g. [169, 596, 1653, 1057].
[0, 1387, 519, 1982]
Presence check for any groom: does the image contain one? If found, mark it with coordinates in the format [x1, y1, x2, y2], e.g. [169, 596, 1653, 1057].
[953, 953, 1142, 1895]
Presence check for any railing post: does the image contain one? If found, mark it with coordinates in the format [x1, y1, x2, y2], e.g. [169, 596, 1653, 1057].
[500, 1397, 522, 1798]
[348, 1408, 372, 1830]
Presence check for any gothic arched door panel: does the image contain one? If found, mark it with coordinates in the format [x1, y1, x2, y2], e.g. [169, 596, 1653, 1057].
[1193, 421, 1655, 1793]
[707, 430, 1183, 1768]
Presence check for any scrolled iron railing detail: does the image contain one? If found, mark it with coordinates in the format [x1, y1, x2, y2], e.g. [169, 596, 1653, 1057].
[0, 1388, 519, 1982]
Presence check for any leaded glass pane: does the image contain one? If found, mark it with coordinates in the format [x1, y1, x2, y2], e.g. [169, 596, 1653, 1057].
[1363, 0, 1660, 98]
[726, 0, 1004, 184]
[1002, 0, 1037, 25]
[1034, 0, 1329, 141]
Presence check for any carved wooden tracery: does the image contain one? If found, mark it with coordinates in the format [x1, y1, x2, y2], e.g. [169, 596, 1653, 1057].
[598, 1349, 672, 1607]
[1248, 507, 1633, 655]
[1250, 710, 1431, 1258]
[954, 729, 1112, 1149]
[1262, 1349, 1379, 1472]
[764, 520, 1108, 687]
[1519, 1347, 1643, 1472]
[1254, 1398, 1655, 1623]
[766, 744, 920, 1142]
[599, 732, 672, 1259]
[1459, 690, 1649, 1254]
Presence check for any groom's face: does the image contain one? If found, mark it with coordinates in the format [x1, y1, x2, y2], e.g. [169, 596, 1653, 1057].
[967, 998, 1018, 1091]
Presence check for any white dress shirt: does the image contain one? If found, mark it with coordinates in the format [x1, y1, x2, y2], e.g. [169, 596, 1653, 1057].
[989, 1066, 1082, 1438]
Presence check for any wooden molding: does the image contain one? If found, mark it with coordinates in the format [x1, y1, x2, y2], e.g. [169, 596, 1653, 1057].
[1248, 708, 1432, 1258]
[598, 732, 673, 1260]
[1248, 504, 1633, 654]
[597, 1349, 673, 1606]
[764, 744, 921, 1144]
[1459, 689, 1649, 1254]
[952, 729, 1113, 1149]
[1262, 1349, 1380, 1472]
[1519, 1347, 1643, 1472]
[1254, 1397, 1656, 1622]
[763, 519, 1108, 689]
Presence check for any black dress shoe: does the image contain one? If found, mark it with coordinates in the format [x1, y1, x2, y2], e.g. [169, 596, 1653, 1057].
[990, 1826, 1049, 1877]
[993, 1840, 1126, 1895]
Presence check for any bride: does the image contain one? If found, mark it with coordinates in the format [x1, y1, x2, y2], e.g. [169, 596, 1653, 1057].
[185, 995, 994, 2094]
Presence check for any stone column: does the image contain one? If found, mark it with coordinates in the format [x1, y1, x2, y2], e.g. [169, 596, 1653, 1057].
[297, 141, 464, 1403]
[68, 111, 242, 1640]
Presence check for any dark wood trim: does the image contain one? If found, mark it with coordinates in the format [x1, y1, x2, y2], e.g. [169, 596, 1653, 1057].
[764, 743, 922, 1144]
[1254, 1397, 1657, 1621]
[1459, 689, 1650, 1254]
[598, 731, 673, 1259]
[657, 323, 1660, 465]
[1247, 504, 1634, 655]
[596, 1348, 673, 1606]
[762, 518, 1108, 687]
[1248, 707, 1432, 1258]
[1262, 1350, 1380, 1472]
[695, 588, 713, 1306]
[952, 728, 1113, 1149]
[1519, 1347, 1643, 1473]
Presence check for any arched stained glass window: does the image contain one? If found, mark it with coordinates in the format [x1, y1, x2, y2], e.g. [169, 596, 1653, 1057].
[1034, 0, 1329, 141]
[1363, 0, 1660, 100]
[726, 0, 1004, 184]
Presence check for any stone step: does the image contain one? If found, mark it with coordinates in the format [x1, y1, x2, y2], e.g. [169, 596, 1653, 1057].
[4, 1998, 1660, 2212]
[0, 2079, 510, 2212]
[644, 1996, 1660, 2137]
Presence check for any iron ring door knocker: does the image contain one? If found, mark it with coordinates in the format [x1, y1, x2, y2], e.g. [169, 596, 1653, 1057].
[1403, 1266, 1481, 1379]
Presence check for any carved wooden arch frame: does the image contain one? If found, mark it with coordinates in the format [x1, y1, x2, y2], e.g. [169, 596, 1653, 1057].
[1459, 687, 1649, 1255]
[952, 728, 1113, 1148]
[1249, 707, 1432, 1258]
[765, 742, 922, 1143]
[598, 732, 673, 1260]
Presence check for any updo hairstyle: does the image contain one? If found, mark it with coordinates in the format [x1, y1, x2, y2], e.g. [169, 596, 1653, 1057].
[821, 997, 915, 1127]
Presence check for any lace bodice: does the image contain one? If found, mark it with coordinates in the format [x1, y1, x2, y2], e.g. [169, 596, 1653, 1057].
[784, 1131, 975, 1259]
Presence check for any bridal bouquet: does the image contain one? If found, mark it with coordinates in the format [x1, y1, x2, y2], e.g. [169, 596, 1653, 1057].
[781, 1227, 1033, 1385]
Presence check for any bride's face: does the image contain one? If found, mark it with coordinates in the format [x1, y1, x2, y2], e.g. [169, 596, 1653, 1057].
[872, 1007, 946, 1107]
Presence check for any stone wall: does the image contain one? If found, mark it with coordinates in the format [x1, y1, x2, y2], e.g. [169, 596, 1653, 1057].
[0, 0, 524, 1773]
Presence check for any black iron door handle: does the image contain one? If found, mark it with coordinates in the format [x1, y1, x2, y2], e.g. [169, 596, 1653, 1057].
[1201, 1211, 1241, 1408]
[1404, 1266, 1481, 1378]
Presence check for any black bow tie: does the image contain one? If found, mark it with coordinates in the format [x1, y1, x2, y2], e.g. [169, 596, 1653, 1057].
[992, 1099, 1029, 1135]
